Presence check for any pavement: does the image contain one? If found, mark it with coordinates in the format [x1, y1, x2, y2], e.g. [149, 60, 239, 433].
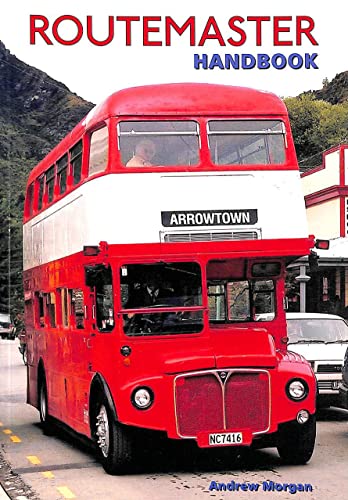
[0, 486, 9, 499]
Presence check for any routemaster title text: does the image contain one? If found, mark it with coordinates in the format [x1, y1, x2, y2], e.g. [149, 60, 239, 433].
[29, 15, 319, 70]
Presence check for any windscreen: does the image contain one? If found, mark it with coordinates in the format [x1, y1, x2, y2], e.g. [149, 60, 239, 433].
[120, 262, 203, 335]
[287, 318, 348, 343]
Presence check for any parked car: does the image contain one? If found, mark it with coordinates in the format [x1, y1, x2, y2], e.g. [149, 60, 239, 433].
[286, 312, 348, 408]
[0, 312, 15, 340]
[338, 345, 348, 409]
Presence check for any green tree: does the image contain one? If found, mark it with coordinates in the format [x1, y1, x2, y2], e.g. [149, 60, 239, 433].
[285, 95, 348, 166]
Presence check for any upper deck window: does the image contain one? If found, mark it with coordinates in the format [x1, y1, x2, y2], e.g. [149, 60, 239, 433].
[45, 166, 55, 203]
[57, 154, 68, 195]
[89, 126, 108, 175]
[208, 120, 286, 166]
[26, 183, 34, 217]
[70, 141, 83, 185]
[37, 175, 45, 211]
[118, 121, 199, 167]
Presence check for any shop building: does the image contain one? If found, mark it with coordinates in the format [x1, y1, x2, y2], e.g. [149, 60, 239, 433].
[288, 144, 348, 316]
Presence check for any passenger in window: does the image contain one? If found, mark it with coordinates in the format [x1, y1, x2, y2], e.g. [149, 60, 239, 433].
[126, 140, 156, 167]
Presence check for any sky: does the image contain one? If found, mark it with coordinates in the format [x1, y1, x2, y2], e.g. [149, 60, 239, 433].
[0, 0, 347, 105]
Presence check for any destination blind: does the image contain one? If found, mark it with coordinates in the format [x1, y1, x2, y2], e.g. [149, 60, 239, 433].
[161, 209, 258, 227]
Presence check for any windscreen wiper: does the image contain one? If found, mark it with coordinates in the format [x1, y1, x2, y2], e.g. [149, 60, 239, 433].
[288, 339, 325, 344]
[325, 339, 348, 344]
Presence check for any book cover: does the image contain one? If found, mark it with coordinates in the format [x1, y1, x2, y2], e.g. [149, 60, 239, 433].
[0, 1, 347, 499]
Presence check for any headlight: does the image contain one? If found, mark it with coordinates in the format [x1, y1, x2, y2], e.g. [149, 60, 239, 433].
[131, 387, 154, 409]
[297, 409, 310, 424]
[286, 379, 308, 401]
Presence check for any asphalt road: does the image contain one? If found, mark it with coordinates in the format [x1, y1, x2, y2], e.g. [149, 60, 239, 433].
[1, 339, 348, 500]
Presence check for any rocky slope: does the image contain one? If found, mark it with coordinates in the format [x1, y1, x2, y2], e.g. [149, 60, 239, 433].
[0, 41, 93, 312]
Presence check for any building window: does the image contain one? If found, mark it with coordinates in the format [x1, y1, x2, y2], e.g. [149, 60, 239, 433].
[70, 141, 83, 185]
[89, 126, 108, 175]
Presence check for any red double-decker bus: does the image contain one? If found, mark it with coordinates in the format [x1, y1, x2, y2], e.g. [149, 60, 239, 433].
[23, 83, 317, 474]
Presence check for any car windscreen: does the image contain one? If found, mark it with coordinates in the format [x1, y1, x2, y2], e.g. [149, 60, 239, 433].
[0, 314, 11, 328]
[287, 318, 348, 343]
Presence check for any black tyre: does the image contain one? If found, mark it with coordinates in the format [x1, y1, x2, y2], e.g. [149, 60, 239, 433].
[277, 415, 316, 465]
[38, 375, 54, 436]
[93, 396, 135, 474]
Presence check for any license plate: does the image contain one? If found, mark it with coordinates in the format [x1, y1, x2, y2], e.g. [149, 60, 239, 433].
[209, 432, 243, 446]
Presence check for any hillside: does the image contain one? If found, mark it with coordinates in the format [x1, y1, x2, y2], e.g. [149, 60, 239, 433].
[310, 71, 348, 104]
[0, 41, 94, 312]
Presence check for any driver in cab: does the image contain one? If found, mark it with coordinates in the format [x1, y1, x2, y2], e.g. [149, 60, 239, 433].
[126, 274, 172, 309]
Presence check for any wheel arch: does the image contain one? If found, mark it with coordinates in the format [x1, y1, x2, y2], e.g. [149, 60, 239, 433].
[89, 374, 118, 433]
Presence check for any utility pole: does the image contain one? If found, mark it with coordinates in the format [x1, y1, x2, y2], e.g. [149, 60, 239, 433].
[295, 265, 311, 312]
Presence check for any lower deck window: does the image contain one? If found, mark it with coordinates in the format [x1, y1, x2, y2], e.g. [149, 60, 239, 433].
[72, 288, 84, 329]
[95, 266, 114, 332]
[46, 292, 56, 328]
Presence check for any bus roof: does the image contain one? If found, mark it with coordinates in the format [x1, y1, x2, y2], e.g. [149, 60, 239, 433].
[86, 83, 287, 120]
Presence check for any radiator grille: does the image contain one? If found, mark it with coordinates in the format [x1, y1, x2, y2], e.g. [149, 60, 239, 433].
[163, 231, 260, 243]
[175, 374, 223, 436]
[175, 370, 269, 438]
[225, 373, 269, 432]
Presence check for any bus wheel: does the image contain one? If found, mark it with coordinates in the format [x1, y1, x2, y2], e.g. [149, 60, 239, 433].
[276, 415, 316, 465]
[94, 398, 135, 475]
[38, 376, 54, 436]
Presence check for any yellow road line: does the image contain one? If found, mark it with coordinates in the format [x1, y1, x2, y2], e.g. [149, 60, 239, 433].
[42, 471, 55, 479]
[57, 486, 76, 499]
[3, 429, 12, 434]
[27, 455, 41, 465]
[10, 436, 21, 442]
